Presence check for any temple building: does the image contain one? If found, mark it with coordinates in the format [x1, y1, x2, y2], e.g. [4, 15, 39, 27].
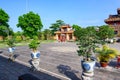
[54, 25, 75, 42]
[104, 8, 120, 36]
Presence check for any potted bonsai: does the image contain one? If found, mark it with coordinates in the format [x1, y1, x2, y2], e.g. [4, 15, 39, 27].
[95, 45, 118, 67]
[77, 27, 101, 72]
[76, 27, 102, 79]
[29, 39, 40, 53]
[7, 38, 16, 61]
[29, 39, 40, 71]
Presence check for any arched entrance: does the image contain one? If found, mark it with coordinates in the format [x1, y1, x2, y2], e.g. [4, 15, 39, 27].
[60, 34, 66, 42]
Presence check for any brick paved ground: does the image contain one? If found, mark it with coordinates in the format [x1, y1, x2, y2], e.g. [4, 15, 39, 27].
[0, 55, 62, 80]
[0, 42, 120, 80]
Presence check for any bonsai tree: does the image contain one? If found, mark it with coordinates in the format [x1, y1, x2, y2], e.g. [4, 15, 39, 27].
[29, 39, 40, 52]
[29, 39, 41, 71]
[7, 38, 16, 61]
[95, 45, 119, 67]
[77, 27, 104, 79]
[77, 27, 101, 61]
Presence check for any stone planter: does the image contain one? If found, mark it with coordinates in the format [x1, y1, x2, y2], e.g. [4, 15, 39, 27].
[8, 47, 15, 61]
[81, 60, 96, 80]
[8, 47, 15, 53]
[30, 50, 40, 71]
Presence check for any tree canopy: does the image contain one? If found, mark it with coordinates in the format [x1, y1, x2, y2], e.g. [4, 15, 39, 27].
[43, 29, 52, 40]
[97, 25, 115, 40]
[72, 24, 81, 39]
[0, 8, 11, 37]
[49, 20, 65, 36]
[17, 11, 43, 38]
[0, 8, 9, 27]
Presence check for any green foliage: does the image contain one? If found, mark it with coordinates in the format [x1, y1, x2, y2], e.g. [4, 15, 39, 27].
[77, 27, 101, 61]
[50, 20, 65, 36]
[15, 36, 22, 42]
[44, 29, 52, 40]
[29, 39, 40, 51]
[26, 36, 30, 40]
[14, 31, 23, 36]
[0, 8, 9, 26]
[38, 31, 44, 40]
[97, 25, 115, 40]
[14, 31, 24, 42]
[7, 39, 15, 47]
[72, 24, 81, 30]
[17, 11, 43, 38]
[95, 45, 118, 62]
[72, 24, 81, 39]
[33, 36, 39, 40]
[0, 8, 14, 37]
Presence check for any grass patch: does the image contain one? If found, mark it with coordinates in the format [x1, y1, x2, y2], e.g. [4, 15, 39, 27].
[40, 40, 55, 44]
[0, 40, 56, 48]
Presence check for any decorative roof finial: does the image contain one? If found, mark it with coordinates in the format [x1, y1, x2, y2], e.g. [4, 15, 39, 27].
[117, 8, 120, 14]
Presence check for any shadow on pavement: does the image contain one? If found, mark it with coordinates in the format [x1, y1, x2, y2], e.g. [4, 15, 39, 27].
[0, 55, 61, 80]
[95, 60, 117, 68]
[57, 64, 81, 80]
[13, 54, 20, 59]
[109, 60, 117, 68]
[0, 50, 3, 54]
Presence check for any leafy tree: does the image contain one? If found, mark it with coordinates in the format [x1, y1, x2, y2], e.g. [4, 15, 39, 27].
[97, 25, 114, 40]
[38, 31, 44, 40]
[14, 31, 23, 37]
[50, 20, 65, 36]
[72, 24, 81, 30]
[0, 8, 10, 37]
[0, 8, 9, 27]
[17, 11, 43, 38]
[44, 29, 52, 40]
[72, 24, 81, 39]
[14, 31, 24, 42]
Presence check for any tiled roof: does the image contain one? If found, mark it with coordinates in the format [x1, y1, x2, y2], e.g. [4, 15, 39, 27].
[60, 25, 71, 28]
[105, 8, 120, 23]
[105, 15, 120, 22]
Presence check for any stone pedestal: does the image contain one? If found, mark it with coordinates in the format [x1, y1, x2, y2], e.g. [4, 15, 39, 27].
[81, 72, 94, 80]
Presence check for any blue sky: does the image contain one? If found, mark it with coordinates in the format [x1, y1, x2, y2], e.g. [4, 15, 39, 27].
[0, 0, 120, 32]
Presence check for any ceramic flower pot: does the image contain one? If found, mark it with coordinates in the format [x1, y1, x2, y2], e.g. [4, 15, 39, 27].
[81, 60, 96, 73]
[100, 62, 108, 67]
[8, 48, 13, 53]
[31, 51, 40, 59]
[8, 47, 15, 53]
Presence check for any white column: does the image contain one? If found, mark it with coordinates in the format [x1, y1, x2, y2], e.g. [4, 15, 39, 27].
[66, 34, 69, 40]
[56, 34, 58, 40]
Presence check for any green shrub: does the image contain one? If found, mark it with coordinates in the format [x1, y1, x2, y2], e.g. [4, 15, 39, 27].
[7, 39, 15, 47]
[29, 40, 40, 51]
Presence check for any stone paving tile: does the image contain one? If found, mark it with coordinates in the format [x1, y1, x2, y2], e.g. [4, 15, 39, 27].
[0, 42, 120, 80]
[0, 55, 62, 80]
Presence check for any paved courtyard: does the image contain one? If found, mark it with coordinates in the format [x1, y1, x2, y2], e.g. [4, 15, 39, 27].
[0, 42, 120, 80]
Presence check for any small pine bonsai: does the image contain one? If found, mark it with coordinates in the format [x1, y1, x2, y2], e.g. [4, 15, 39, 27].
[29, 39, 40, 52]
